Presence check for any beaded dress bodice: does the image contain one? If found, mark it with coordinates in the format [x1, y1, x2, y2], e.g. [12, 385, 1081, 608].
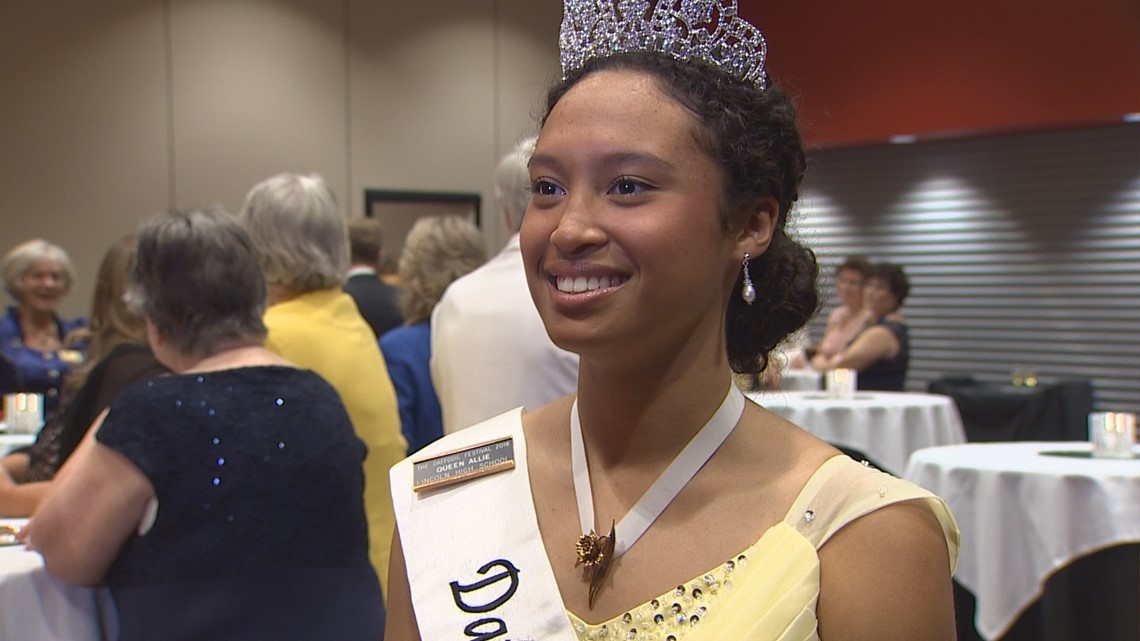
[566, 456, 959, 641]
[567, 552, 748, 640]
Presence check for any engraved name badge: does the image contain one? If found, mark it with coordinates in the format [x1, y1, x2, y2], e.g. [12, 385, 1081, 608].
[413, 437, 516, 492]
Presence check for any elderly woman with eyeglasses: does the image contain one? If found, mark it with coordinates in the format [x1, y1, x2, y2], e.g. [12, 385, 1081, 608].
[0, 239, 86, 411]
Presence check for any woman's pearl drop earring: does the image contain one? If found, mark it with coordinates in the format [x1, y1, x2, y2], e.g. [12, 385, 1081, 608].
[741, 253, 756, 305]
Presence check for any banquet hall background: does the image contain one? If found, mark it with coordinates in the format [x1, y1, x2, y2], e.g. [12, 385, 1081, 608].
[1, 0, 1138, 412]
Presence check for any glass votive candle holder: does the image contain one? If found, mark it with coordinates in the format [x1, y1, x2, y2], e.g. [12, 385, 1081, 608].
[826, 368, 857, 399]
[1088, 412, 1137, 459]
[3, 393, 44, 434]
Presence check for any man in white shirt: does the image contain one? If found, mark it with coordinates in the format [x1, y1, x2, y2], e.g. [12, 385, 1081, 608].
[430, 136, 579, 433]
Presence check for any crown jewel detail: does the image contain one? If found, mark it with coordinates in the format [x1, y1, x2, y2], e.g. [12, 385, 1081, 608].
[559, 0, 768, 88]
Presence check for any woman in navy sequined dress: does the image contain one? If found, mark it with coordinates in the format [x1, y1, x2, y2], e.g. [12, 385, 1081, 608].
[25, 208, 385, 641]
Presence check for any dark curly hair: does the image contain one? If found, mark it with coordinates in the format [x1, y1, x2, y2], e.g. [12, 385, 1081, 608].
[870, 262, 910, 308]
[543, 52, 819, 374]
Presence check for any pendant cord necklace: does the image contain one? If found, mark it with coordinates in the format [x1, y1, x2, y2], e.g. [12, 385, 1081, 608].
[570, 384, 746, 608]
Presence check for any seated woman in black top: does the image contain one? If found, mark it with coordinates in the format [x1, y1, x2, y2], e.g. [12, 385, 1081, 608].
[25, 208, 384, 641]
[0, 235, 167, 517]
[821, 262, 910, 391]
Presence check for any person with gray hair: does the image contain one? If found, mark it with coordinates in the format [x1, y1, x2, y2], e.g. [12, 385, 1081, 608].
[239, 172, 349, 294]
[379, 215, 486, 454]
[26, 208, 386, 640]
[239, 172, 406, 599]
[430, 136, 579, 434]
[0, 239, 86, 410]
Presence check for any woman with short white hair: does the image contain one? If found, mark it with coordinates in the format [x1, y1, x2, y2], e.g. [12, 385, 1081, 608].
[239, 173, 349, 294]
[239, 172, 407, 599]
[0, 239, 86, 410]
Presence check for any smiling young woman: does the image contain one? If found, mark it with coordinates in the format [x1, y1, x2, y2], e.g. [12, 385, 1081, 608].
[522, 69, 734, 364]
[384, 3, 959, 640]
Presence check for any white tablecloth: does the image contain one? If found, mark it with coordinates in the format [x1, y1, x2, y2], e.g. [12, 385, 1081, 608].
[0, 519, 115, 641]
[905, 442, 1140, 641]
[0, 433, 35, 456]
[778, 368, 821, 391]
[747, 390, 967, 474]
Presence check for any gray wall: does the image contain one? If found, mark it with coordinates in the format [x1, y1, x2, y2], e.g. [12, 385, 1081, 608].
[0, 0, 562, 318]
[797, 123, 1140, 413]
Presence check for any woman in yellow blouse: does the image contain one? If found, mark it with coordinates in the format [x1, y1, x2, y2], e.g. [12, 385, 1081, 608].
[240, 173, 407, 600]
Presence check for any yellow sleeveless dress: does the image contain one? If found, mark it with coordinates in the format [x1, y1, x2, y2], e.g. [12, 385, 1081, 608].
[566, 455, 960, 640]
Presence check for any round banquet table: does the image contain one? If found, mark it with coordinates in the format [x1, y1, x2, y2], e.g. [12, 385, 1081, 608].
[905, 442, 1140, 641]
[0, 519, 116, 641]
[747, 390, 967, 475]
[778, 368, 821, 391]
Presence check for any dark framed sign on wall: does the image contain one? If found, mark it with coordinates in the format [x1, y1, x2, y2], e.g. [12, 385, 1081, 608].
[363, 189, 482, 270]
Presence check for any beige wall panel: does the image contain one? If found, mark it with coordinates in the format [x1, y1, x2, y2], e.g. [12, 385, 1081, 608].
[350, 0, 493, 193]
[494, 0, 560, 149]
[0, 1, 171, 318]
[168, 0, 348, 215]
[348, 0, 497, 258]
[348, 0, 560, 255]
[488, 0, 561, 250]
[0, 0, 560, 314]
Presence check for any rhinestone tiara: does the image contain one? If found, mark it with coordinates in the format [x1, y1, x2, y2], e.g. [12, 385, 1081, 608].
[559, 0, 768, 89]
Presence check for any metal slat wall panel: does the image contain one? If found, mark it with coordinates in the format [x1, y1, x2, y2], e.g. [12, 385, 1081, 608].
[792, 123, 1140, 413]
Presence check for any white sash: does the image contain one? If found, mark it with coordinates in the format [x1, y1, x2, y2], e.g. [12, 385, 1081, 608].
[390, 409, 577, 641]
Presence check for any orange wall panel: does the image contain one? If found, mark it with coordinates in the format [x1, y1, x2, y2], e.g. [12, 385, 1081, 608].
[740, 0, 1140, 147]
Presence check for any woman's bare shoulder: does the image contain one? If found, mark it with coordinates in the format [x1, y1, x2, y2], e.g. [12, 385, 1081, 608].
[738, 402, 842, 471]
[816, 499, 956, 640]
[710, 404, 844, 520]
